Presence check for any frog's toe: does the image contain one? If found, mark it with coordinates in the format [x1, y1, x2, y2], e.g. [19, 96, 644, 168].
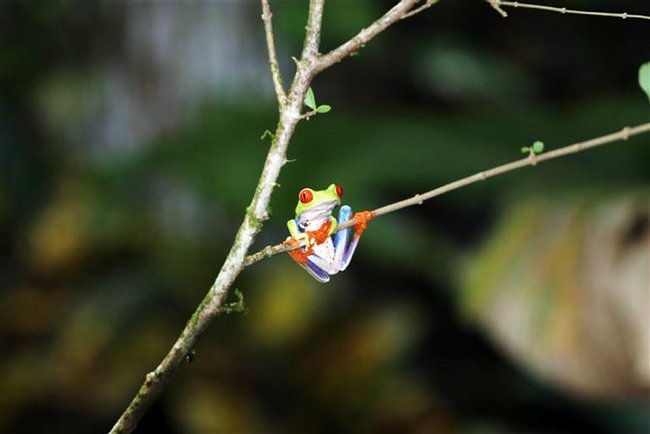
[352, 210, 374, 235]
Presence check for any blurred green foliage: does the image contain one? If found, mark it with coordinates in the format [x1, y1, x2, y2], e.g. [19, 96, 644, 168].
[639, 62, 650, 100]
[1, 1, 649, 433]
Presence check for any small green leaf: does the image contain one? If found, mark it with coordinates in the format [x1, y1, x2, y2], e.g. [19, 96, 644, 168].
[639, 62, 650, 101]
[304, 87, 316, 110]
[532, 141, 545, 154]
[260, 130, 273, 140]
[316, 105, 331, 113]
[521, 146, 530, 154]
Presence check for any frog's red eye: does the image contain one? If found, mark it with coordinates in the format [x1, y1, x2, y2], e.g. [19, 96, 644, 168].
[299, 189, 313, 203]
[335, 183, 343, 197]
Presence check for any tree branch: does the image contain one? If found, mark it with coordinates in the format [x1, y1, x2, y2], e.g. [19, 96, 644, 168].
[487, 0, 650, 20]
[302, 0, 325, 61]
[261, 0, 286, 107]
[108, 0, 648, 425]
[243, 122, 650, 267]
[315, 0, 436, 74]
[109, 0, 437, 432]
[402, 0, 439, 20]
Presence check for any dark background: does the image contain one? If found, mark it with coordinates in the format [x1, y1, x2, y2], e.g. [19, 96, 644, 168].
[1, 1, 649, 433]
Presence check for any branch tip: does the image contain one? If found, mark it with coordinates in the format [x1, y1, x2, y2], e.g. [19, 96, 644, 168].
[261, 0, 287, 106]
[488, 0, 509, 17]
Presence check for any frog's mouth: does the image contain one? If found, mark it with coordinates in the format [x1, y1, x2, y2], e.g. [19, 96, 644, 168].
[298, 199, 340, 228]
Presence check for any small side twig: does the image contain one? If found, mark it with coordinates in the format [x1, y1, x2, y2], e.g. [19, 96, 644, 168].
[315, 0, 435, 74]
[261, 0, 286, 106]
[488, 0, 509, 17]
[243, 122, 650, 267]
[300, 109, 319, 120]
[402, 0, 439, 19]
[487, 0, 650, 21]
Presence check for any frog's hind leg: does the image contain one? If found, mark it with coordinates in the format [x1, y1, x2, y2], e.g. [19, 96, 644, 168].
[304, 258, 331, 283]
[334, 205, 360, 271]
[308, 240, 339, 279]
[286, 241, 331, 283]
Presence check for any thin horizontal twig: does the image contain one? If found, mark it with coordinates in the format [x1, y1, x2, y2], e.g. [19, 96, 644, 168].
[243, 122, 650, 268]
[488, 0, 650, 20]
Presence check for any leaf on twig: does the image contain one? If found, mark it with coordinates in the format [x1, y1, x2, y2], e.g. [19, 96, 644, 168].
[639, 62, 650, 101]
[304, 87, 316, 110]
[316, 105, 331, 113]
[522, 141, 544, 155]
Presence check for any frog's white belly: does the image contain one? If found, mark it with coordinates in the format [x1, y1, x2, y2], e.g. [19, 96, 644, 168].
[312, 238, 334, 261]
[301, 219, 341, 274]
[310, 238, 341, 274]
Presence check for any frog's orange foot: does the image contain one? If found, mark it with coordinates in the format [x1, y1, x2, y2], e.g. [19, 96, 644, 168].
[352, 210, 375, 236]
[283, 237, 312, 264]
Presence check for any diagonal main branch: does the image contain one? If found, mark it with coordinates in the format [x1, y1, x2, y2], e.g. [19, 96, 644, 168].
[261, 0, 287, 106]
[242, 122, 650, 267]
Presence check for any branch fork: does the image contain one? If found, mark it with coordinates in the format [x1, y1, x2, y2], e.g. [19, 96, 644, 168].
[109, 1, 439, 433]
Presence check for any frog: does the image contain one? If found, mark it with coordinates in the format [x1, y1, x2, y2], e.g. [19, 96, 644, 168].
[283, 183, 374, 282]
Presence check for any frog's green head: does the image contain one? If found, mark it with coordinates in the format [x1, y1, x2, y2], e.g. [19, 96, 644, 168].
[295, 183, 343, 217]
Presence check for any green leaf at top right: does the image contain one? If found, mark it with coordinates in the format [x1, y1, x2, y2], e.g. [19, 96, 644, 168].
[639, 62, 650, 101]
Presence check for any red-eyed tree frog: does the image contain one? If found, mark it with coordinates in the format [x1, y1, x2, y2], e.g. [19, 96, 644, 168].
[283, 183, 374, 282]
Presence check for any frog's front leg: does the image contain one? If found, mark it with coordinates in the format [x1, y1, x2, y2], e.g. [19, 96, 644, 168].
[285, 219, 337, 282]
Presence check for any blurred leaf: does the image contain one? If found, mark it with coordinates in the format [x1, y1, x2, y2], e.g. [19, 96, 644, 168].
[171, 381, 265, 434]
[302, 304, 425, 403]
[27, 181, 93, 274]
[532, 141, 544, 154]
[413, 39, 534, 106]
[0, 287, 66, 336]
[461, 191, 650, 398]
[246, 265, 323, 347]
[316, 104, 331, 113]
[639, 62, 650, 101]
